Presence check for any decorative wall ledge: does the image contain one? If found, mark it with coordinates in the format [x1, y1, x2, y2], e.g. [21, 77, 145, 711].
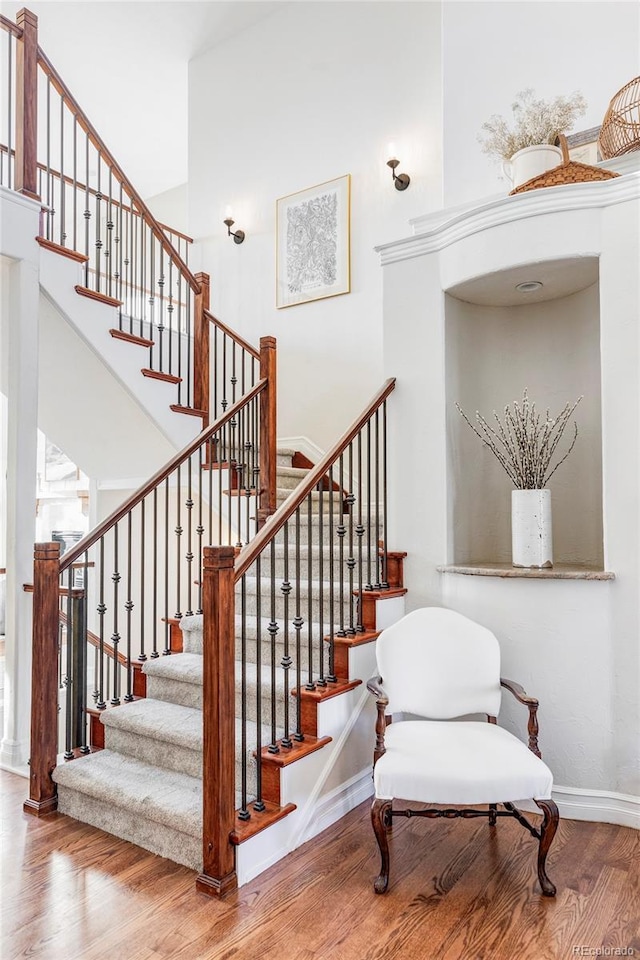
[437, 563, 615, 581]
[375, 167, 640, 266]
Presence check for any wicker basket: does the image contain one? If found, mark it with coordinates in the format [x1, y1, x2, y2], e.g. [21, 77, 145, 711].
[598, 76, 640, 159]
[510, 136, 619, 195]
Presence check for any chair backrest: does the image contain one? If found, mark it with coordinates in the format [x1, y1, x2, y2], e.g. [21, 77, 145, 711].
[376, 607, 502, 719]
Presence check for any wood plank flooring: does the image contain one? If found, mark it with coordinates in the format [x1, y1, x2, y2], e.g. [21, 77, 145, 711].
[2, 769, 639, 960]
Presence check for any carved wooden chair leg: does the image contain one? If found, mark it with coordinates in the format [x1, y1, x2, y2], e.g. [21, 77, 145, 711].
[534, 798, 559, 896]
[488, 803, 498, 826]
[371, 798, 392, 894]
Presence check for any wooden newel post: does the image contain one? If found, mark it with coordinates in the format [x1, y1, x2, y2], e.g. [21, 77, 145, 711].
[196, 545, 238, 897]
[258, 336, 277, 529]
[194, 272, 211, 426]
[15, 7, 39, 200]
[23, 542, 60, 817]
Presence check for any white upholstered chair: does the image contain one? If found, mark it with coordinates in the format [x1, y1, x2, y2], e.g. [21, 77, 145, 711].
[368, 607, 559, 896]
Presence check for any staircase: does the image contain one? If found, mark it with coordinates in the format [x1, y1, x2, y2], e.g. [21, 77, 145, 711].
[3, 7, 406, 896]
[52, 450, 406, 881]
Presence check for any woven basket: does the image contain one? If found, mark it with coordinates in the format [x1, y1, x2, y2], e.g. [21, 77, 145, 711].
[510, 136, 619, 195]
[598, 76, 640, 159]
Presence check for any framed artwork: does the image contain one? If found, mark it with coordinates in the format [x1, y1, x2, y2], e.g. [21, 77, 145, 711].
[276, 174, 351, 308]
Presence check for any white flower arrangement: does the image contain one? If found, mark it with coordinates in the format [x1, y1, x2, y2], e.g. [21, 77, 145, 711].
[456, 390, 582, 490]
[479, 89, 587, 161]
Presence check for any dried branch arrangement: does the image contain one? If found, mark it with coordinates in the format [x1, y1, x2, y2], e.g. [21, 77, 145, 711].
[478, 88, 587, 161]
[456, 390, 582, 489]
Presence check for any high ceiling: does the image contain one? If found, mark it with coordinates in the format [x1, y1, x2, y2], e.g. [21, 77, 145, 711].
[0, 1, 284, 197]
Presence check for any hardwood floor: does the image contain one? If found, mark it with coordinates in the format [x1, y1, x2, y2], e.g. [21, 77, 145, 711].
[2, 769, 639, 960]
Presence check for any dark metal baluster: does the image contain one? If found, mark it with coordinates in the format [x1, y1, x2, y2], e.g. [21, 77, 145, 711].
[72, 118, 77, 250]
[158, 247, 166, 375]
[95, 152, 102, 292]
[337, 453, 346, 638]
[327, 465, 337, 683]
[226, 420, 233, 547]
[168, 258, 175, 397]
[176, 269, 182, 402]
[382, 399, 389, 588]
[197, 445, 204, 615]
[221, 332, 228, 412]
[356, 433, 365, 632]
[152, 488, 159, 657]
[83, 131, 90, 284]
[175, 463, 182, 623]
[111, 523, 120, 705]
[186, 456, 193, 616]
[374, 409, 381, 588]
[185, 288, 192, 408]
[46, 78, 51, 239]
[366, 418, 373, 590]
[293, 508, 304, 741]
[64, 568, 73, 758]
[124, 511, 134, 702]
[6, 34, 12, 190]
[97, 538, 106, 708]
[139, 499, 146, 662]
[231, 341, 237, 406]
[254, 556, 265, 812]
[238, 575, 250, 821]
[281, 521, 292, 746]
[163, 477, 170, 655]
[116, 181, 123, 319]
[218, 427, 223, 546]
[306, 495, 314, 690]
[347, 442, 356, 635]
[151, 231, 160, 371]
[213, 326, 218, 421]
[208, 436, 214, 548]
[80, 550, 90, 753]
[59, 95, 65, 246]
[106, 168, 114, 297]
[236, 409, 243, 547]
[268, 540, 279, 753]
[317, 478, 326, 687]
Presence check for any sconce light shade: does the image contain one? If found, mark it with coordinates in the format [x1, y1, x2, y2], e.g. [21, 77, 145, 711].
[386, 157, 410, 191]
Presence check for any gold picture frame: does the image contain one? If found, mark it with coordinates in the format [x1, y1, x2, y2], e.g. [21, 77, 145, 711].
[276, 174, 351, 309]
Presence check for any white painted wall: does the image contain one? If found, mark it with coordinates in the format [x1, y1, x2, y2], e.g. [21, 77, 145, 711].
[146, 184, 190, 238]
[380, 175, 640, 808]
[442, 1, 640, 207]
[188, 1, 443, 450]
[446, 283, 603, 566]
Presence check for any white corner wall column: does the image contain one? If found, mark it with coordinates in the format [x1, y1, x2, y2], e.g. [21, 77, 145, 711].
[0, 189, 42, 773]
[378, 166, 640, 823]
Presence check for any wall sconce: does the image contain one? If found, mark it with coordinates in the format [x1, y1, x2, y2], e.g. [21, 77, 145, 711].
[223, 207, 245, 244]
[386, 142, 410, 191]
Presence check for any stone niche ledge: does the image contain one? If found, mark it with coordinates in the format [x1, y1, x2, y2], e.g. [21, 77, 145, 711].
[437, 563, 615, 581]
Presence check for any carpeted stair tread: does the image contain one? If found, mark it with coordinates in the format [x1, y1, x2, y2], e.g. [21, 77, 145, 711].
[100, 697, 202, 751]
[53, 749, 202, 838]
[142, 652, 203, 685]
[180, 613, 342, 658]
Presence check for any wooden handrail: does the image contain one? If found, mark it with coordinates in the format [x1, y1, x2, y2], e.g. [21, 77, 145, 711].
[205, 309, 260, 361]
[0, 13, 22, 36]
[60, 379, 267, 572]
[35, 46, 199, 292]
[235, 378, 396, 580]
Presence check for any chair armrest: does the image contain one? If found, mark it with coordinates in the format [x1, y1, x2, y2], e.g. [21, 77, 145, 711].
[500, 677, 538, 707]
[500, 677, 541, 758]
[367, 676, 389, 765]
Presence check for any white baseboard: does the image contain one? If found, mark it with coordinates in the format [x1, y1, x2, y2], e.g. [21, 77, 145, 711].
[277, 435, 325, 464]
[300, 767, 374, 845]
[520, 785, 640, 830]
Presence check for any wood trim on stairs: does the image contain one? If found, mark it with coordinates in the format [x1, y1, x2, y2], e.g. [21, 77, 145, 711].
[258, 736, 332, 805]
[36, 236, 89, 263]
[109, 328, 154, 348]
[331, 631, 379, 679]
[357, 587, 408, 632]
[231, 801, 297, 845]
[293, 680, 362, 738]
[170, 404, 206, 419]
[75, 285, 123, 308]
[141, 368, 182, 385]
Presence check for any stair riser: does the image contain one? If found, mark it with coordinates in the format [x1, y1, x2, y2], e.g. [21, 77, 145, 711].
[276, 497, 347, 516]
[105, 725, 202, 779]
[56, 786, 202, 871]
[272, 521, 382, 548]
[147, 675, 202, 710]
[242, 592, 355, 625]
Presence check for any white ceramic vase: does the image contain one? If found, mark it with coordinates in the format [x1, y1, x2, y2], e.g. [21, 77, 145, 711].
[502, 144, 563, 190]
[511, 489, 553, 568]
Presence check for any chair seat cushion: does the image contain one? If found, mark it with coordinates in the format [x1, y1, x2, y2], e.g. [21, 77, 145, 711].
[374, 720, 553, 805]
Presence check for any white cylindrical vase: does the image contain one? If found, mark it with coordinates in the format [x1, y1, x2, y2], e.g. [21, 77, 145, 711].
[502, 144, 563, 189]
[511, 489, 553, 568]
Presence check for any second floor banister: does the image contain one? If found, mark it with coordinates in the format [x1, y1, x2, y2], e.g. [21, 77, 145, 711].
[198, 377, 397, 896]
